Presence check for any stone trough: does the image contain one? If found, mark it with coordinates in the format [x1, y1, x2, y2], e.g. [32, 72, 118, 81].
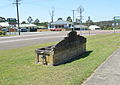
[35, 31, 87, 66]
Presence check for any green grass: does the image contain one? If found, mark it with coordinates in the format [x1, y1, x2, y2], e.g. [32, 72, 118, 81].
[0, 33, 120, 85]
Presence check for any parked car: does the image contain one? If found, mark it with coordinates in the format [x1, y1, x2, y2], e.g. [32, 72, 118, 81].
[30, 28, 37, 32]
[1, 28, 9, 32]
[50, 28, 62, 31]
[20, 28, 27, 32]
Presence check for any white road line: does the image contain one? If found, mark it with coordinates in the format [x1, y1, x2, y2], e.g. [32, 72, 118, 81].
[0, 36, 65, 43]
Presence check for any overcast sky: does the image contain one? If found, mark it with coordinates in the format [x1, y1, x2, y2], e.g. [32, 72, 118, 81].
[0, 0, 120, 22]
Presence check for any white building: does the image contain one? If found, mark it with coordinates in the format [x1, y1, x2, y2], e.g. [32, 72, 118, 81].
[19, 24, 37, 28]
[74, 25, 88, 30]
[48, 20, 73, 29]
[0, 22, 9, 28]
[89, 25, 101, 30]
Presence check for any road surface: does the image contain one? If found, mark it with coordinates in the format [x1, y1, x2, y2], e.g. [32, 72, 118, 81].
[0, 30, 120, 50]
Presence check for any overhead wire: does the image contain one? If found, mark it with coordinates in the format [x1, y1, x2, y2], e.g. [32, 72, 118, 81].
[0, 3, 13, 9]
[21, 1, 72, 11]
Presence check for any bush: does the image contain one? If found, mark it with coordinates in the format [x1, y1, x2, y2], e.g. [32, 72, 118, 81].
[106, 27, 113, 30]
[116, 26, 120, 29]
[0, 31, 6, 35]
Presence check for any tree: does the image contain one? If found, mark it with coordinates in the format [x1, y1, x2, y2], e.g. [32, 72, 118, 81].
[27, 16, 33, 24]
[0, 17, 6, 22]
[94, 20, 113, 30]
[57, 18, 63, 21]
[34, 18, 40, 25]
[21, 21, 26, 24]
[86, 20, 94, 26]
[85, 16, 94, 26]
[66, 16, 72, 22]
[36, 22, 48, 27]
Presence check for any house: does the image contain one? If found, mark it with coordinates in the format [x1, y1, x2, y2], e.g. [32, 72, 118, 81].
[48, 20, 73, 29]
[89, 25, 101, 30]
[74, 25, 88, 30]
[0, 22, 17, 32]
[18, 24, 38, 32]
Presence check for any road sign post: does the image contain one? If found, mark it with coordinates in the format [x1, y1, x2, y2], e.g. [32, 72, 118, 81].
[113, 16, 120, 33]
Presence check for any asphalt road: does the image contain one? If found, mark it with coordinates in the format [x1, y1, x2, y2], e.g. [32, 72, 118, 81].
[0, 30, 120, 50]
[0, 31, 69, 50]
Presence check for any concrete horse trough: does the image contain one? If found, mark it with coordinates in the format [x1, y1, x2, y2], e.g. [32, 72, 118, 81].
[35, 31, 87, 66]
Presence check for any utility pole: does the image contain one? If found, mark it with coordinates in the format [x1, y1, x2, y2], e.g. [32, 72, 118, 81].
[77, 6, 84, 25]
[13, 0, 21, 35]
[79, 8, 83, 24]
[51, 9, 54, 23]
[113, 16, 116, 33]
[49, 8, 54, 28]
[72, 10, 75, 31]
[49, 8, 54, 23]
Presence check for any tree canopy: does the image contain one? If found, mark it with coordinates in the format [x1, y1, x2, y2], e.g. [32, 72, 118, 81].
[36, 22, 48, 27]
[0, 17, 6, 22]
[85, 16, 94, 26]
[86, 20, 94, 26]
[57, 18, 63, 21]
[21, 21, 26, 24]
[66, 16, 72, 22]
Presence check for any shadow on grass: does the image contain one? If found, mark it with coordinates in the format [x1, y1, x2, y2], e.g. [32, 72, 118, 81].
[56, 51, 93, 66]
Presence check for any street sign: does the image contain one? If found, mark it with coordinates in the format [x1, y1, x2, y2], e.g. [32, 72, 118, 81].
[7, 18, 17, 24]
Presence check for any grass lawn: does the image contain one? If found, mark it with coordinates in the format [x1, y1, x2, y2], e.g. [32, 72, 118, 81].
[0, 33, 120, 85]
[0, 35, 16, 37]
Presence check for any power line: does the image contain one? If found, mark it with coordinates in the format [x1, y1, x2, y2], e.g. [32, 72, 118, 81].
[0, 4, 12, 8]
[21, 2, 72, 11]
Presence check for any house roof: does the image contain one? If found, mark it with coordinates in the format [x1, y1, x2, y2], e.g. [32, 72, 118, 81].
[51, 20, 73, 25]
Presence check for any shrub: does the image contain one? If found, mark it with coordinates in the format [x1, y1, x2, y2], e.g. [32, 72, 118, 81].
[0, 31, 6, 35]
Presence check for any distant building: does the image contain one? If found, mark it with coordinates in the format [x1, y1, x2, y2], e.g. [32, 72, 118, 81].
[0, 18, 17, 29]
[48, 20, 73, 29]
[0, 22, 9, 28]
[74, 25, 88, 30]
[0, 22, 16, 32]
[18, 24, 38, 32]
[89, 25, 101, 30]
[19, 24, 37, 28]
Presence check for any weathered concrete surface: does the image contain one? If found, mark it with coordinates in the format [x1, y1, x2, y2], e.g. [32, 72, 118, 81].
[82, 48, 120, 85]
[35, 31, 87, 66]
